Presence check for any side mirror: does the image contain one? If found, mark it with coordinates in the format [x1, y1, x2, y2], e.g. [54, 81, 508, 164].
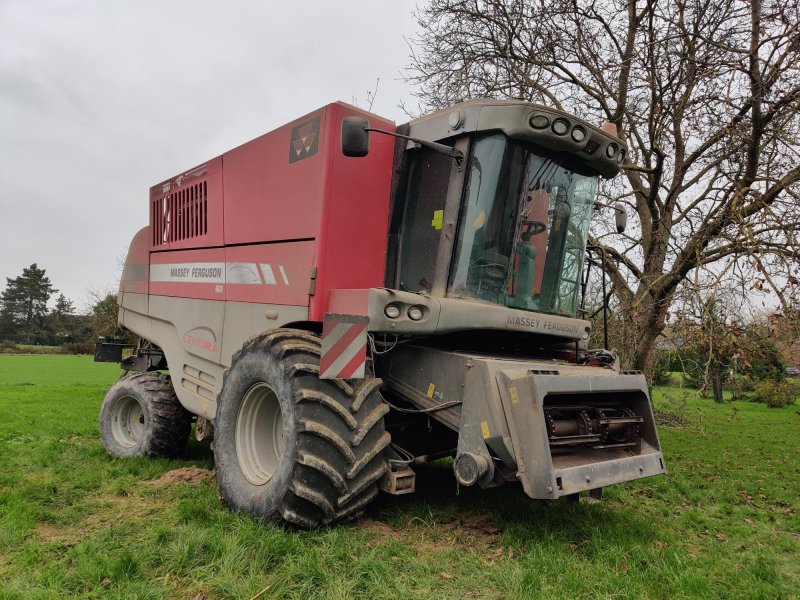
[614, 202, 627, 233]
[341, 116, 370, 157]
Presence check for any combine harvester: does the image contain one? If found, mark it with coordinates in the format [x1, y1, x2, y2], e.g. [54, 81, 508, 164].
[96, 99, 665, 526]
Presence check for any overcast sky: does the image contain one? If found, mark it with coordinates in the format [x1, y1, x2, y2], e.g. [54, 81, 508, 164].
[0, 0, 419, 312]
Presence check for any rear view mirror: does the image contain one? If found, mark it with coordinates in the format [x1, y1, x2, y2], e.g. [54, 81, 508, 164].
[614, 202, 627, 233]
[341, 117, 370, 157]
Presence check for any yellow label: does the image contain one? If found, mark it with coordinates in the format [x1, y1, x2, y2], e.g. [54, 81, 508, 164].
[509, 386, 519, 404]
[426, 383, 435, 398]
[480, 421, 490, 439]
[431, 209, 444, 230]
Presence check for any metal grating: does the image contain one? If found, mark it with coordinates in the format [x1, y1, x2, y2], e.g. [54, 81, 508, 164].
[152, 181, 208, 246]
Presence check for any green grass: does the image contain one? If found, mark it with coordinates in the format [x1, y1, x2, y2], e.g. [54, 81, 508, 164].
[0, 356, 798, 599]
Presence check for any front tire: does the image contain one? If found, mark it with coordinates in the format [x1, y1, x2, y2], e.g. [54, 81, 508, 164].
[100, 372, 191, 458]
[213, 329, 389, 527]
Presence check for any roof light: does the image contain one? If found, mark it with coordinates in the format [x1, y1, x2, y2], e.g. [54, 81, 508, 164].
[552, 119, 570, 135]
[571, 126, 586, 143]
[606, 143, 618, 159]
[529, 114, 550, 129]
[448, 110, 465, 129]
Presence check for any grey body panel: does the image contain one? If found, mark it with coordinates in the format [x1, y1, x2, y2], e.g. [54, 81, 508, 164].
[382, 346, 665, 499]
[367, 288, 590, 343]
[119, 292, 308, 419]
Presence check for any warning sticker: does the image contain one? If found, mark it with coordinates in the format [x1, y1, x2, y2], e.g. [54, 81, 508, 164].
[431, 209, 443, 230]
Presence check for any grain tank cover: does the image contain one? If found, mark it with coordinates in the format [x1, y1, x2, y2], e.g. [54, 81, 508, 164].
[144, 102, 396, 320]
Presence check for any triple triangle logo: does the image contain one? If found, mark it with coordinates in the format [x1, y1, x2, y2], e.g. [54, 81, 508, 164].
[288, 116, 321, 163]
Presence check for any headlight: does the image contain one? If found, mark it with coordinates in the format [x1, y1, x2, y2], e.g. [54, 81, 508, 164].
[407, 306, 424, 321]
[384, 304, 401, 319]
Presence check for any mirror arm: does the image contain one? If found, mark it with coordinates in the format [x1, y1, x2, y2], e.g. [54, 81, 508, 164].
[364, 127, 464, 166]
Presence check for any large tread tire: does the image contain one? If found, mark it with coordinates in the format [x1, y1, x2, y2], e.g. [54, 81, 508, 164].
[213, 328, 389, 527]
[100, 372, 192, 458]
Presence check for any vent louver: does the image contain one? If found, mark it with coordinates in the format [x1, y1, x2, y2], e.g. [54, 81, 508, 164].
[152, 181, 208, 246]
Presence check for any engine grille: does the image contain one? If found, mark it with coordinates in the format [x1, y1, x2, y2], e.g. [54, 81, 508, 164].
[151, 181, 208, 246]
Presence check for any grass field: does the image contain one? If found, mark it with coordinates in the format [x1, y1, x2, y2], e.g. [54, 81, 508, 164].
[0, 355, 797, 599]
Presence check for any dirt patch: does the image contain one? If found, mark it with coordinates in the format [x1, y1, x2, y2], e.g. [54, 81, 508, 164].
[144, 467, 214, 486]
[359, 512, 502, 553]
[434, 512, 502, 545]
[36, 524, 67, 543]
[37, 493, 167, 545]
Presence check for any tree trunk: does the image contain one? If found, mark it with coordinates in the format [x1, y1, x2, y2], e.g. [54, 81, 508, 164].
[711, 369, 724, 403]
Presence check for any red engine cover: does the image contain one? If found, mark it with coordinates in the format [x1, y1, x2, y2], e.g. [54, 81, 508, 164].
[143, 102, 396, 321]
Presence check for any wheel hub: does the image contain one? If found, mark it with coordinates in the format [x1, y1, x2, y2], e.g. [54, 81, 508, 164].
[235, 382, 284, 486]
[111, 395, 145, 448]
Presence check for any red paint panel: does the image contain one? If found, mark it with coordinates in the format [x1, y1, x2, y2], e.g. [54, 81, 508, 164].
[224, 242, 313, 306]
[141, 102, 396, 321]
[120, 227, 150, 294]
[327, 289, 370, 316]
[309, 103, 395, 321]
[222, 110, 328, 245]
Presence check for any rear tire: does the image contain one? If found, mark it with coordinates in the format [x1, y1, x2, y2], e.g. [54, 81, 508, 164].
[213, 329, 389, 527]
[100, 372, 191, 458]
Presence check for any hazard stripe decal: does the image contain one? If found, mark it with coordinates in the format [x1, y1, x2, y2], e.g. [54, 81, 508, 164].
[320, 314, 369, 380]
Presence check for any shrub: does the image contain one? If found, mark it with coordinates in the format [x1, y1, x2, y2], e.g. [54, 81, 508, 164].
[60, 341, 95, 355]
[0, 339, 19, 354]
[748, 337, 785, 382]
[650, 350, 673, 386]
[727, 374, 755, 400]
[727, 374, 755, 393]
[677, 350, 706, 390]
[753, 380, 797, 408]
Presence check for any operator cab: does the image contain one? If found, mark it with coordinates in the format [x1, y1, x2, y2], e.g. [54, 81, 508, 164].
[400, 134, 599, 318]
[388, 99, 625, 324]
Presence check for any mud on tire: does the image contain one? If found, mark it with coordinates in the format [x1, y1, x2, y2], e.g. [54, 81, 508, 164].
[100, 372, 192, 458]
[213, 328, 390, 527]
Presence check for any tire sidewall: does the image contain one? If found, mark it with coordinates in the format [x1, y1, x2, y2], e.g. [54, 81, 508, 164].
[100, 377, 156, 458]
[213, 345, 298, 520]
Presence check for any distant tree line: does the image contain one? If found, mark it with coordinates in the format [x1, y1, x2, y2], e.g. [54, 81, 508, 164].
[0, 263, 129, 349]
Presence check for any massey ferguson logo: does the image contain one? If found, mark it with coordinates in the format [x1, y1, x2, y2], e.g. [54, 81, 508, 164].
[289, 116, 320, 163]
[183, 326, 219, 353]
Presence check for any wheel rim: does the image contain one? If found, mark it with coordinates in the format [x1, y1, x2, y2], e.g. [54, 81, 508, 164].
[111, 395, 145, 448]
[235, 382, 284, 486]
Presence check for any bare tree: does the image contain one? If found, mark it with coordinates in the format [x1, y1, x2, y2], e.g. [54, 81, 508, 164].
[406, 0, 800, 370]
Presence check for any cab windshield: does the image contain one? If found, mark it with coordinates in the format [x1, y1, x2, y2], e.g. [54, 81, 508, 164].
[448, 133, 598, 317]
